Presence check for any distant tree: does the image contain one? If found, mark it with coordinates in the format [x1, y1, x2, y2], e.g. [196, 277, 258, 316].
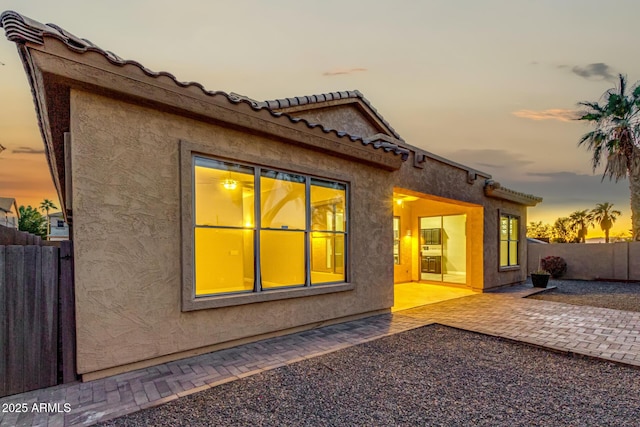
[611, 231, 632, 242]
[590, 202, 622, 243]
[526, 221, 552, 241]
[568, 210, 593, 243]
[39, 198, 58, 237]
[18, 205, 47, 238]
[577, 74, 640, 241]
[552, 217, 578, 243]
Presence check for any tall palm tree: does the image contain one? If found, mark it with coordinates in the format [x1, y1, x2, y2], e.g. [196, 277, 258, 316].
[577, 74, 640, 241]
[39, 199, 58, 239]
[590, 202, 622, 243]
[568, 210, 592, 243]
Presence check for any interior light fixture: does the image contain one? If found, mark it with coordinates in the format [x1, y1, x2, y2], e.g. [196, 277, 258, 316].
[222, 178, 237, 190]
[406, 230, 412, 237]
[222, 170, 238, 190]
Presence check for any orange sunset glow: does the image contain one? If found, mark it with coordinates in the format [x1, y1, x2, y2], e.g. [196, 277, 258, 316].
[1, 1, 638, 239]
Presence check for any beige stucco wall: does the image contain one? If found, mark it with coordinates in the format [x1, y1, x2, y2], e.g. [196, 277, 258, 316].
[277, 102, 529, 290]
[393, 197, 483, 290]
[528, 242, 640, 281]
[392, 151, 529, 290]
[482, 198, 529, 288]
[393, 203, 413, 283]
[293, 105, 382, 139]
[70, 90, 395, 376]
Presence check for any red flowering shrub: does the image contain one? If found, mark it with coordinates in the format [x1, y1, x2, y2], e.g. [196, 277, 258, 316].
[541, 256, 567, 278]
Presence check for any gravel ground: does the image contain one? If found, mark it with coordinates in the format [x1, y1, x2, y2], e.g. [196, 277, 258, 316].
[99, 325, 640, 427]
[528, 279, 640, 312]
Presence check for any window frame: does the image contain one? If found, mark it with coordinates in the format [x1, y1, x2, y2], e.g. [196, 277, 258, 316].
[499, 212, 520, 270]
[181, 140, 353, 311]
[393, 216, 401, 265]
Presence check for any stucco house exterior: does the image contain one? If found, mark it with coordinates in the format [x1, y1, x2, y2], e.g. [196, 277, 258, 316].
[47, 211, 69, 241]
[0, 197, 19, 229]
[1, 11, 541, 381]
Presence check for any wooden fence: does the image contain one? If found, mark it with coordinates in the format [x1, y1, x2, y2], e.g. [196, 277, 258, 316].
[0, 240, 76, 398]
[0, 225, 58, 246]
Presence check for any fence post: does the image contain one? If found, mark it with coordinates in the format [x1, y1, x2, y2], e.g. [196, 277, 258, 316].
[42, 246, 59, 387]
[15, 231, 26, 245]
[6, 246, 25, 395]
[0, 226, 11, 245]
[59, 240, 77, 383]
[0, 246, 6, 397]
[23, 246, 41, 392]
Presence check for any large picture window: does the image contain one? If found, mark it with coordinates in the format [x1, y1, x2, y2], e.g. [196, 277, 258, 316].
[193, 156, 348, 297]
[499, 214, 519, 267]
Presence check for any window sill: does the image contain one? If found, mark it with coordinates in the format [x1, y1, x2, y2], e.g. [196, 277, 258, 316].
[182, 282, 354, 311]
[499, 266, 521, 272]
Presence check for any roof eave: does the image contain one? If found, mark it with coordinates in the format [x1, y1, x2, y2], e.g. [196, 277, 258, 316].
[1, 11, 407, 198]
[15, 43, 67, 214]
[259, 90, 403, 141]
[484, 180, 543, 207]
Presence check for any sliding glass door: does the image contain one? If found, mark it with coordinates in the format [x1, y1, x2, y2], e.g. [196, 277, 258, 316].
[419, 215, 466, 284]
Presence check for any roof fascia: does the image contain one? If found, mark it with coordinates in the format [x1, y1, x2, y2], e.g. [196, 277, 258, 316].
[14, 42, 67, 213]
[22, 38, 404, 171]
[484, 180, 542, 206]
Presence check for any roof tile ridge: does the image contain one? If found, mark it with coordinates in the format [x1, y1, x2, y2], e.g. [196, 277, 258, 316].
[259, 89, 402, 141]
[1, 10, 409, 161]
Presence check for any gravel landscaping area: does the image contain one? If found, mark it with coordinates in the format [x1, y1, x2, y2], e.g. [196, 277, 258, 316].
[528, 279, 640, 312]
[99, 325, 640, 427]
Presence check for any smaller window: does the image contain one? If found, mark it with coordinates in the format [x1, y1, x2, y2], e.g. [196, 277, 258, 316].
[57, 220, 65, 227]
[393, 217, 400, 265]
[500, 214, 519, 267]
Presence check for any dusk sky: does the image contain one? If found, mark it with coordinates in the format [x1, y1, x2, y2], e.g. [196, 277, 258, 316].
[1, 0, 638, 238]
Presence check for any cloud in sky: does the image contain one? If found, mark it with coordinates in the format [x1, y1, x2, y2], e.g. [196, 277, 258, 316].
[507, 171, 628, 206]
[558, 62, 616, 81]
[322, 67, 367, 76]
[511, 171, 631, 235]
[440, 149, 533, 173]
[12, 146, 45, 154]
[512, 109, 580, 122]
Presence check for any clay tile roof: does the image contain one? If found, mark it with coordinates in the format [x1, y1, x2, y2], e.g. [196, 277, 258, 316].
[256, 90, 403, 140]
[0, 10, 409, 161]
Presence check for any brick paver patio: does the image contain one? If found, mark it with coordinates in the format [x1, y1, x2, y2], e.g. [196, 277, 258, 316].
[2, 286, 639, 426]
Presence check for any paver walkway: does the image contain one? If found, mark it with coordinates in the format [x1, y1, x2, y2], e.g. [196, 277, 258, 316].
[2, 286, 640, 427]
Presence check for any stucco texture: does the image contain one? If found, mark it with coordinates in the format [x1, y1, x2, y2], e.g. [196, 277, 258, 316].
[293, 104, 383, 138]
[528, 242, 640, 281]
[70, 90, 394, 376]
[392, 151, 528, 290]
[394, 197, 484, 290]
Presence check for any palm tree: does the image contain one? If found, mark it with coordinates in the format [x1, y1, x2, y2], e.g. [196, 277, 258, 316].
[590, 202, 622, 243]
[39, 199, 58, 239]
[568, 210, 592, 243]
[577, 74, 640, 241]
